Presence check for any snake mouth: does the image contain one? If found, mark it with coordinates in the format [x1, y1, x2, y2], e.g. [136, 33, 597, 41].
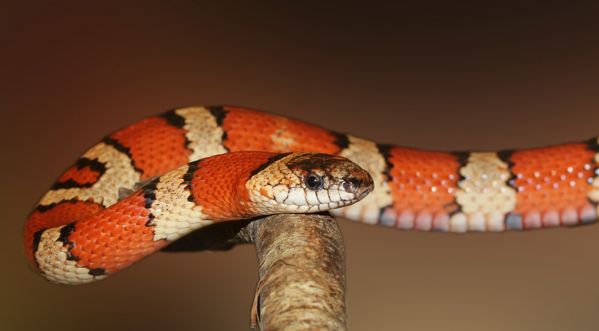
[355, 183, 374, 200]
[282, 198, 359, 213]
[272, 182, 374, 213]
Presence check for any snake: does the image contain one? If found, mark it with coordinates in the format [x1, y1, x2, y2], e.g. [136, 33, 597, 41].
[24, 105, 599, 285]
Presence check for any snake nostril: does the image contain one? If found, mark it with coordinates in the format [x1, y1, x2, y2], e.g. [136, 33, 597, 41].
[343, 181, 351, 193]
[343, 178, 361, 193]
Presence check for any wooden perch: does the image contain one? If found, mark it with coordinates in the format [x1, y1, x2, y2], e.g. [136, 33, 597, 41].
[164, 214, 348, 330]
[244, 214, 348, 331]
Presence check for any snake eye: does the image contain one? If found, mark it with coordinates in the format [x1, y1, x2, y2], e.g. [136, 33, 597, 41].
[305, 172, 324, 190]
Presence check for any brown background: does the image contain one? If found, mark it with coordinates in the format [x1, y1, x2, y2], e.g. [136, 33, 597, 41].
[3, 2, 599, 330]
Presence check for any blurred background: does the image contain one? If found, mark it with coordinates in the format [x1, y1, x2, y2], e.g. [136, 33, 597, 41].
[3, 1, 599, 330]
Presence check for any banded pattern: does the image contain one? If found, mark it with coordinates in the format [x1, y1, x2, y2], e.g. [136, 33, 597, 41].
[25, 105, 599, 284]
[26, 147, 372, 284]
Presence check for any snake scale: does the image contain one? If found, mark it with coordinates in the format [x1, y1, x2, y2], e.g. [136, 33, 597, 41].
[24, 105, 599, 284]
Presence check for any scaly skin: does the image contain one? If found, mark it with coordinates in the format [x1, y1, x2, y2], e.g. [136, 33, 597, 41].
[24, 105, 599, 283]
[27, 151, 372, 284]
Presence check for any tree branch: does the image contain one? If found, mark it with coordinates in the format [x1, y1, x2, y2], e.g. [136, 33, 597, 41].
[245, 214, 347, 331]
[163, 213, 348, 330]
[163, 214, 347, 330]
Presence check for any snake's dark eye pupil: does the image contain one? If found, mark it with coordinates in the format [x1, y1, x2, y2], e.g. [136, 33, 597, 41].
[305, 173, 323, 190]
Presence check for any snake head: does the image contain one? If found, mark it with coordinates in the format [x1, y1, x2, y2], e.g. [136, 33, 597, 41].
[247, 152, 374, 213]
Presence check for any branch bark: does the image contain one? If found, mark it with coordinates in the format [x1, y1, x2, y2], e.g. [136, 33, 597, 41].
[163, 214, 348, 330]
[244, 214, 347, 331]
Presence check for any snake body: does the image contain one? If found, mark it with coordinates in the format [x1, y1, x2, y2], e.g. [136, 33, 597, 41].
[25, 105, 599, 284]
